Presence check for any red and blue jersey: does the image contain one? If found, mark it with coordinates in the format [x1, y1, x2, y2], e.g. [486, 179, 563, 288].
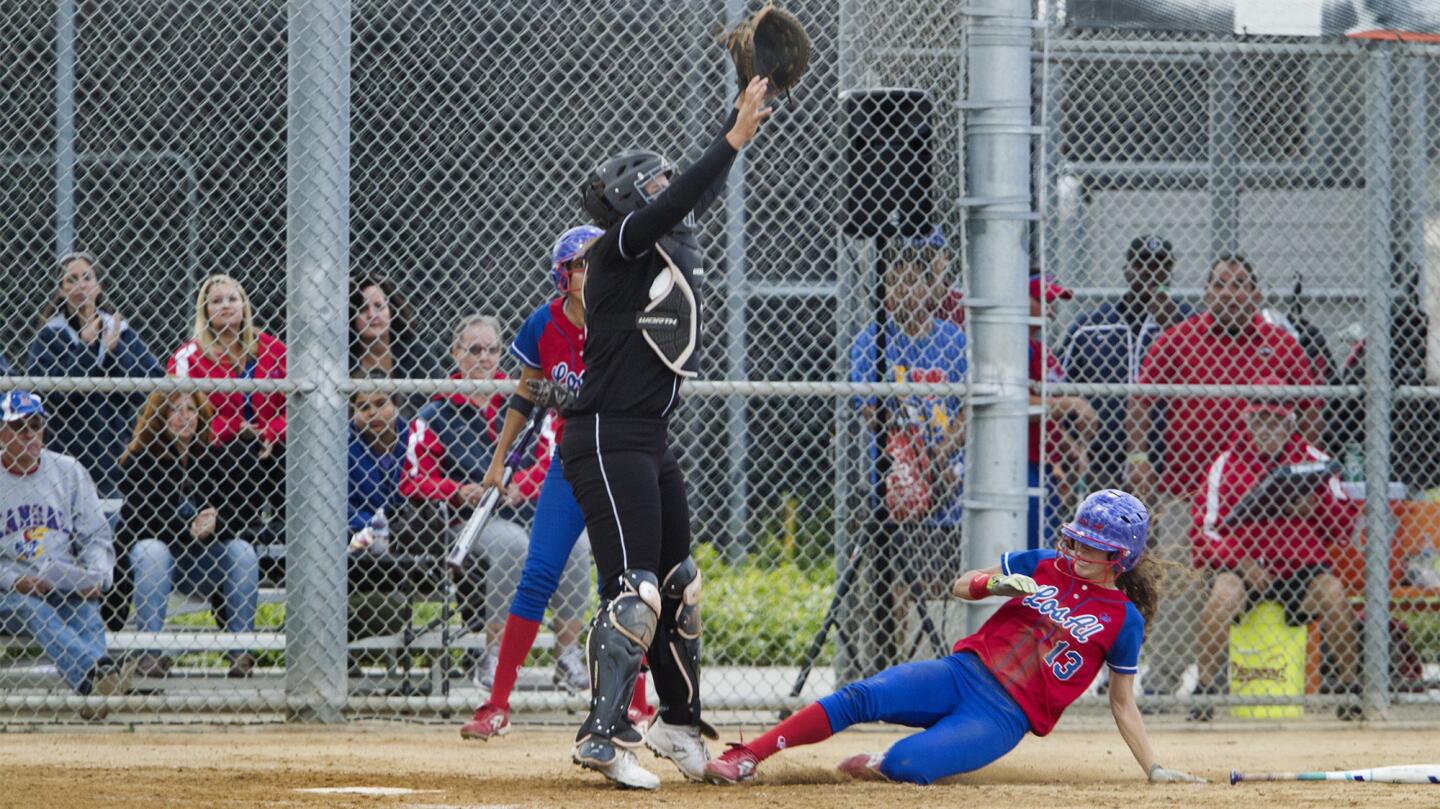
[952, 549, 1144, 735]
[511, 298, 586, 446]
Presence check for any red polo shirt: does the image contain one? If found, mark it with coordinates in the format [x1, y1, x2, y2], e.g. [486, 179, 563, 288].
[1136, 313, 1317, 498]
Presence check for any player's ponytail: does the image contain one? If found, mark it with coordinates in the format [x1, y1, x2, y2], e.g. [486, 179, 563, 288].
[1115, 554, 1162, 624]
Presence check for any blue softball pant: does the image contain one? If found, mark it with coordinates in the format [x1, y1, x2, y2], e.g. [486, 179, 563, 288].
[818, 651, 1031, 785]
[507, 455, 594, 622]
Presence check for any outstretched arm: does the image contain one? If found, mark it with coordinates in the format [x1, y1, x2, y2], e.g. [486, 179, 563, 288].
[619, 77, 773, 257]
[1109, 672, 1205, 782]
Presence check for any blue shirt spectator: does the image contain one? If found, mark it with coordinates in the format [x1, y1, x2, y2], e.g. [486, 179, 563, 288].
[347, 390, 411, 532]
[849, 245, 968, 528]
[1058, 236, 1193, 492]
[27, 253, 162, 496]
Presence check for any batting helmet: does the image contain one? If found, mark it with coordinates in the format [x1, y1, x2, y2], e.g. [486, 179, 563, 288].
[550, 224, 604, 292]
[1060, 489, 1149, 573]
[581, 149, 674, 228]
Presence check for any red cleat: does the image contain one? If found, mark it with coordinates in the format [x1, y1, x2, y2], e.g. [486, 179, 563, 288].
[836, 752, 890, 781]
[703, 743, 760, 785]
[459, 703, 510, 741]
[627, 701, 656, 727]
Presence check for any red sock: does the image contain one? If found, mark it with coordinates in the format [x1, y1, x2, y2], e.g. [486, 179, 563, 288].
[744, 702, 834, 761]
[487, 614, 540, 710]
[631, 669, 651, 714]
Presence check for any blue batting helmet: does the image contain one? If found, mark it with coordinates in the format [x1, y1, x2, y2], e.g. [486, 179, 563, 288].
[550, 224, 603, 292]
[1060, 489, 1149, 573]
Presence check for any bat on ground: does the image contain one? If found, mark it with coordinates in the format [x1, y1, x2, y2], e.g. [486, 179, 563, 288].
[1230, 765, 1440, 785]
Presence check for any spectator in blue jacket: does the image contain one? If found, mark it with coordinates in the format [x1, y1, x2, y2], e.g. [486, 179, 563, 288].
[1059, 236, 1194, 492]
[346, 381, 414, 643]
[27, 252, 162, 496]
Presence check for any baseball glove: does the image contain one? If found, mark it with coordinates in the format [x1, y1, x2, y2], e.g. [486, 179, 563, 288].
[723, 4, 810, 99]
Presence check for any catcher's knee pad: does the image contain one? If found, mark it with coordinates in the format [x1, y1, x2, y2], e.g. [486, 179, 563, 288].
[578, 569, 658, 745]
[650, 557, 713, 732]
[660, 556, 701, 639]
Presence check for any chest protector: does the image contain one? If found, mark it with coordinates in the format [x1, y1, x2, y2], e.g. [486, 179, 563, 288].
[590, 244, 698, 378]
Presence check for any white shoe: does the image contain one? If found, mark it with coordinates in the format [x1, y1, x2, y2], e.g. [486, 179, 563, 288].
[473, 646, 499, 690]
[553, 644, 590, 693]
[644, 718, 711, 782]
[573, 737, 660, 790]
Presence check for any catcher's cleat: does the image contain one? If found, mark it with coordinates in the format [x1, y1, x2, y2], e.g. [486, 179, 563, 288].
[836, 752, 890, 782]
[459, 703, 510, 741]
[573, 737, 660, 790]
[644, 717, 711, 782]
[703, 743, 760, 785]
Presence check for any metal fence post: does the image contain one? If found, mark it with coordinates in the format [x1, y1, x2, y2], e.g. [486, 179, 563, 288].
[284, 0, 351, 724]
[961, 0, 1032, 632]
[722, 0, 751, 562]
[53, 0, 77, 257]
[1362, 42, 1395, 716]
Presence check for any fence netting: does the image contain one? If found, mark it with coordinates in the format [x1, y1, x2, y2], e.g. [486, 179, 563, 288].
[0, 1, 1436, 724]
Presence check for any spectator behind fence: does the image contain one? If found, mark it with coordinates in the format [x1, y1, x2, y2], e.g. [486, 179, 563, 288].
[168, 274, 286, 541]
[1060, 236, 1193, 492]
[1125, 254, 1320, 698]
[0, 390, 135, 708]
[349, 273, 439, 415]
[27, 252, 163, 496]
[169, 274, 287, 451]
[400, 315, 573, 687]
[1026, 274, 1097, 549]
[1188, 385, 1360, 721]
[848, 238, 966, 668]
[117, 391, 260, 679]
[346, 382, 425, 644]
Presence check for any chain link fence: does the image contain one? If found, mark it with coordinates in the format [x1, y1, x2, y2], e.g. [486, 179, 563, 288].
[0, 0, 1437, 726]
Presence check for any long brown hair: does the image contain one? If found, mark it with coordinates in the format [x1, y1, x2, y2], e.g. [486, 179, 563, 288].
[39, 252, 112, 331]
[119, 391, 214, 465]
[1116, 554, 1164, 625]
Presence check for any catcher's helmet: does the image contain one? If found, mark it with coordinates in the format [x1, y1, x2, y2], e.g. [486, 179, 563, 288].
[1060, 489, 1149, 573]
[550, 224, 603, 292]
[581, 149, 675, 228]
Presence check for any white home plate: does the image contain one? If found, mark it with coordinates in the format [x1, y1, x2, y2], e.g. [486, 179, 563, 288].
[294, 787, 443, 796]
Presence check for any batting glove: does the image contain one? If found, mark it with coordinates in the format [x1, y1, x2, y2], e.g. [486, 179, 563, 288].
[1148, 763, 1205, 783]
[987, 573, 1039, 598]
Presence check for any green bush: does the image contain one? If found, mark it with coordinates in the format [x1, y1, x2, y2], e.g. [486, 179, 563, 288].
[694, 543, 835, 667]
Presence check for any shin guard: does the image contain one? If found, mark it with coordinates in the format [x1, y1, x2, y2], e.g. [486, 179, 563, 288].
[577, 569, 659, 747]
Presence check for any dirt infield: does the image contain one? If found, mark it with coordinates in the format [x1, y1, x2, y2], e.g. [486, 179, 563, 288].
[3, 723, 1438, 808]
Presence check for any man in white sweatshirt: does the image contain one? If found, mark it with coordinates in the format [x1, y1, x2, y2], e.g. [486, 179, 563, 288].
[0, 390, 132, 700]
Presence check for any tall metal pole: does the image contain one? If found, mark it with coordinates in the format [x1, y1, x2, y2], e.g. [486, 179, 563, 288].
[54, 0, 77, 257]
[722, 0, 751, 562]
[1361, 43, 1395, 717]
[284, 0, 351, 724]
[1207, 54, 1239, 259]
[961, 0, 1032, 632]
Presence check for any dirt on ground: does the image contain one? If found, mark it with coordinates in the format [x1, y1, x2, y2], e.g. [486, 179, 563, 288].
[2, 722, 1438, 809]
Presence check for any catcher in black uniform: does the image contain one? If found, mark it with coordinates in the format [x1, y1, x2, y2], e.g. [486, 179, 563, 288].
[562, 77, 773, 789]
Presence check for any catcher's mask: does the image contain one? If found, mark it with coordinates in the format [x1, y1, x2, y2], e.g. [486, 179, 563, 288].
[582, 149, 676, 228]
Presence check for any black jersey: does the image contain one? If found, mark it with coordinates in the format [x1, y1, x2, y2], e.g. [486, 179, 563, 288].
[567, 112, 739, 420]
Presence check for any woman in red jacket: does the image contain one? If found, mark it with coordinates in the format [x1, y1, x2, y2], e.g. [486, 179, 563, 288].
[168, 274, 287, 454]
[1188, 392, 1360, 720]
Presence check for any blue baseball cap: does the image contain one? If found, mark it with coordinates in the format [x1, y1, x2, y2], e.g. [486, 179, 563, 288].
[1, 390, 46, 423]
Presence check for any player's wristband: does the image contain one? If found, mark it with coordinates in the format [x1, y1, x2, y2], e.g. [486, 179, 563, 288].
[508, 393, 536, 419]
[967, 573, 992, 600]
[1126, 451, 1150, 466]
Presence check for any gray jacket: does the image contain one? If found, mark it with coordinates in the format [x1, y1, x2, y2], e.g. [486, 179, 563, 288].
[0, 450, 115, 593]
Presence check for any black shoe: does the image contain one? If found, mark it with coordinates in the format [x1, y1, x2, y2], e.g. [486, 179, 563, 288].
[1187, 682, 1223, 722]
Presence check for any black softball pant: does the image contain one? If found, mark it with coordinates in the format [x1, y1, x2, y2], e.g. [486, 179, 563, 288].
[560, 414, 692, 601]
